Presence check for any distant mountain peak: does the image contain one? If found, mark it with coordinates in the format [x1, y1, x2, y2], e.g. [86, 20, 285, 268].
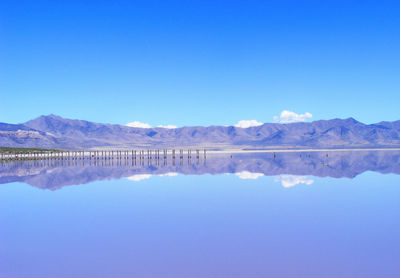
[343, 117, 359, 123]
[36, 114, 63, 120]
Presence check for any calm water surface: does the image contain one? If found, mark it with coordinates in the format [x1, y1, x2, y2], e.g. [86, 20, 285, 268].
[1, 151, 399, 278]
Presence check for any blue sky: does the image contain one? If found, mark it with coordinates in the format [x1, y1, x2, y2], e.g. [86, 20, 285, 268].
[0, 0, 399, 127]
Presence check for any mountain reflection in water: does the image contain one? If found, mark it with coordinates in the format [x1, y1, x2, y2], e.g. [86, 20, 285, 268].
[1, 150, 399, 190]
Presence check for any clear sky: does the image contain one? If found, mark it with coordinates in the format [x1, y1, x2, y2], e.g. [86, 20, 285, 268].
[0, 0, 399, 127]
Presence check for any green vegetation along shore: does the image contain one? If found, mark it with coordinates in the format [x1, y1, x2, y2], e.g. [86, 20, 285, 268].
[0, 147, 65, 154]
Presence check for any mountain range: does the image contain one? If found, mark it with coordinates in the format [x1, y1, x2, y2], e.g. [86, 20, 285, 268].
[1, 114, 400, 150]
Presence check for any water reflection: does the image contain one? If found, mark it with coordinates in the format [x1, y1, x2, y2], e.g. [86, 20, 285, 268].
[235, 171, 264, 180]
[1, 151, 400, 278]
[274, 175, 314, 188]
[1, 150, 400, 189]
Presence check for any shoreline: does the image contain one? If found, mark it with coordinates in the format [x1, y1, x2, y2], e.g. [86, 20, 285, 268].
[206, 148, 400, 154]
[1, 147, 400, 161]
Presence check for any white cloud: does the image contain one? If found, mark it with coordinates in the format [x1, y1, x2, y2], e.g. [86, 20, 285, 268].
[127, 172, 179, 181]
[126, 121, 152, 128]
[126, 121, 177, 129]
[126, 174, 152, 181]
[273, 110, 312, 124]
[234, 120, 264, 128]
[159, 172, 179, 177]
[235, 171, 264, 180]
[157, 125, 178, 129]
[274, 175, 314, 188]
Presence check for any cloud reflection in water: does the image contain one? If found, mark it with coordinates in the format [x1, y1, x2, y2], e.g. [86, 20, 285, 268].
[274, 175, 314, 188]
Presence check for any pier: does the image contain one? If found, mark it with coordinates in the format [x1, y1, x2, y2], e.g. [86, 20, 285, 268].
[0, 149, 207, 164]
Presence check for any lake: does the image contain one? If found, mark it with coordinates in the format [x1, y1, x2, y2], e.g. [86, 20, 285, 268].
[1, 151, 399, 278]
